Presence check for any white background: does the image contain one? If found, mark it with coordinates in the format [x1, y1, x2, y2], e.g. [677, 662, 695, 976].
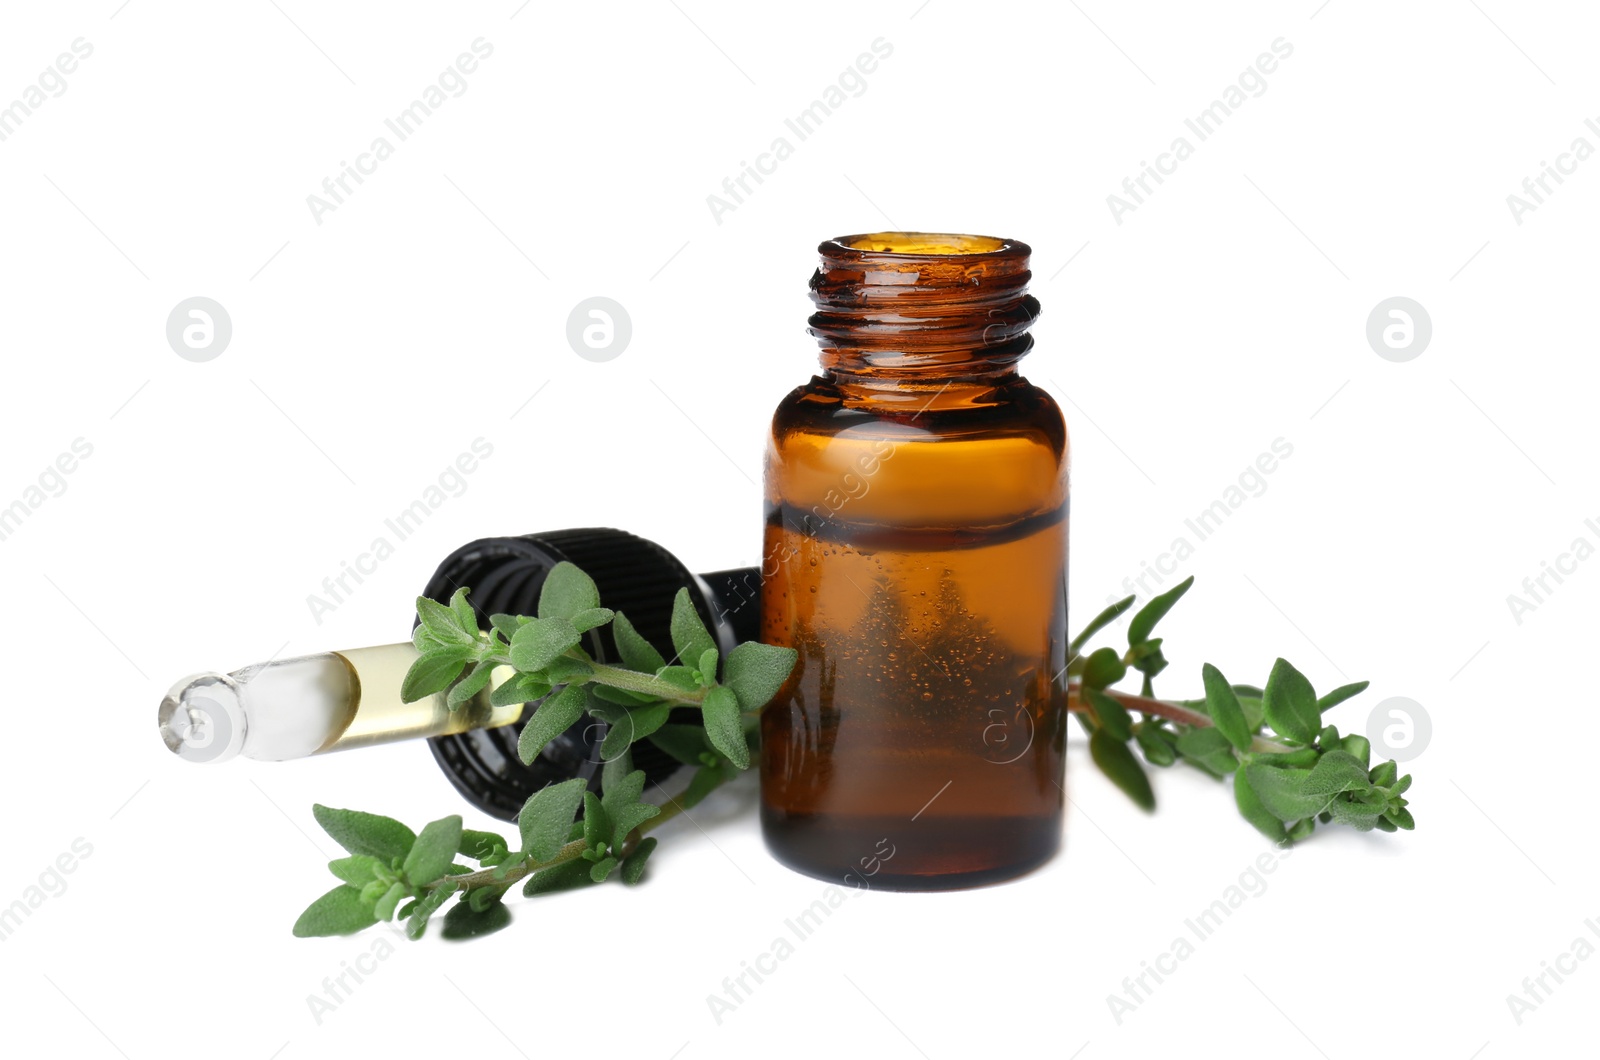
[0, 1, 1594, 1057]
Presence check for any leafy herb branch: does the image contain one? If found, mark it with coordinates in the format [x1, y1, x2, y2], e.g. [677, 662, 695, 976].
[294, 563, 796, 941]
[293, 567, 1416, 942]
[1062, 576, 1416, 844]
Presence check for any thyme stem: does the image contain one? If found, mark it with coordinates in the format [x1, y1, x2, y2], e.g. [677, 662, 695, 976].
[1065, 683, 1295, 754]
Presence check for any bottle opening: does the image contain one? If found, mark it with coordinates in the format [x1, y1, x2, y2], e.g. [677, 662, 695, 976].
[837, 232, 1014, 257]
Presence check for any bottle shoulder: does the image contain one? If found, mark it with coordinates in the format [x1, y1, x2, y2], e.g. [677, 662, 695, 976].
[769, 375, 1067, 457]
[765, 374, 1068, 524]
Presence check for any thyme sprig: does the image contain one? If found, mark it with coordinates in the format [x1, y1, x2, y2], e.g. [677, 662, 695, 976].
[1064, 576, 1416, 843]
[294, 562, 793, 940]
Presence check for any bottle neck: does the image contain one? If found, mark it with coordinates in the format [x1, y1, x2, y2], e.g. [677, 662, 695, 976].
[807, 232, 1039, 388]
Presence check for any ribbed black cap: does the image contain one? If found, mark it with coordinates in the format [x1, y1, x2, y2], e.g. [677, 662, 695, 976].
[421, 528, 718, 821]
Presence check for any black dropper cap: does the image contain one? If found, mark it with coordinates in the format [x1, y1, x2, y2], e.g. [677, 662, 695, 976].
[419, 528, 759, 821]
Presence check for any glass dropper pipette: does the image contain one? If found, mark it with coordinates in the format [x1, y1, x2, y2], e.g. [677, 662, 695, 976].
[158, 644, 519, 764]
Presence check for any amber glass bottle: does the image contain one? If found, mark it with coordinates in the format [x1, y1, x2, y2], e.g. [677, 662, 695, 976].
[760, 232, 1069, 890]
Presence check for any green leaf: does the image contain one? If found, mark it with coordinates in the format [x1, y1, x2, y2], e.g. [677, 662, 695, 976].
[601, 749, 636, 796]
[509, 617, 582, 673]
[1069, 595, 1135, 655]
[403, 815, 463, 885]
[416, 596, 472, 644]
[522, 859, 595, 897]
[723, 641, 798, 711]
[518, 778, 587, 861]
[610, 802, 660, 850]
[313, 805, 416, 862]
[465, 886, 501, 912]
[597, 714, 633, 761]
[327, 855, 382, 886]
[1090, 729, 1155, 811]
[701, 685, 749, 769]
[582, 792, 611, 853]
[1253, 746, 1320, 769]
[590, 856, 620, 883]
[1126, 638, 1168, 680]
[489, 613, 523, 643]
[601, 766, 647, 818]
[1339, 734, 1371, 769]
[599, 702, 673, 760]
[1316, 680, 1370, 713]
[401, 647, 471, 703]
[1301, 750, 1372, 799]
[518, 683, 588, 764]
[1134, 723, 1178, 767]
[537, 561, 601, 621]
[1236, 691, 1265, 732]
[620, 836, 658, 885]
[1128, 576, 1193, 645]
[293, 885, 380, 937]
[490, 673, 549, 709]
[601, 768, 662, 851]
[441, 900, 513, 940]
[372, 881, 408, 921]
[446, 660, 496, 710]
[1083, 687, 1133, 742]
[1201, 663, 1252, 753]
[1368, 760, 1399, 788]
[697, 646, 720, 684]
[405, 883, 457, 941]
[1324, 798, 1386, 831]
[1389, 806, 1416, 830]
[1241, 762, 1324, 821]
[570, 607, 615, 633]
[1174, 727, 1239, 777]
[1233, 769, 1287, 841]
[1262, 658, 1321, 744]
[611, 611, 667, 673]
[669, 589, 716, 667]
[649, 724, 709, 765]
[449, 587, 479, 638]
[458, 830, 510, 864]
[544, 656, 594, 684]
[413, 624, 440, 652]
[1081, 646, 1127, 690]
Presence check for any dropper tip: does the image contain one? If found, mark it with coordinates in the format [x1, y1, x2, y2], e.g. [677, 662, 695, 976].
[159, 673, 246, 764]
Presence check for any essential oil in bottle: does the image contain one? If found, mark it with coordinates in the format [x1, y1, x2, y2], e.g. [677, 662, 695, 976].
[760, 232, 1069, 890]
